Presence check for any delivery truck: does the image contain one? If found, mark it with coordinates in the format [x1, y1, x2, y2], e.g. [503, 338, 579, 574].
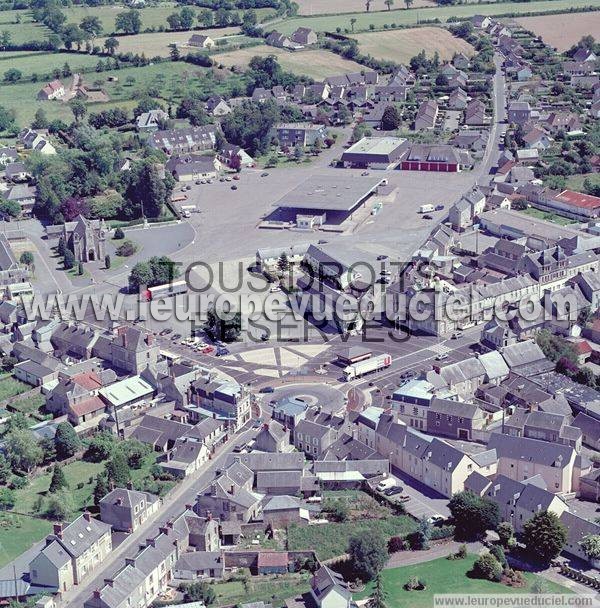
[343, 353, 392, 381]
[418, 204, 434, 214]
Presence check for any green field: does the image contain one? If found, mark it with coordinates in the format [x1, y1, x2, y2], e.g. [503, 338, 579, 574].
[566, 172, 600, 191]
[0, 513, 52, 568]
[519, 206, 576, 226]
[355, 555, 571, 606]
[0, 9, 49, 45]
[287, 515, 417, 561]
[0, 60, 243, 129]
[0, 375, 30, 401]
[0, 51, 102, 80]
[276, 0, 600, 34]
[211, 573, 311, 607]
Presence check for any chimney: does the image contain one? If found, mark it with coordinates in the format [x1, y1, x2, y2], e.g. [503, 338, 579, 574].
[185, 504, 193, 510]
[207, 511, 212, 521]
[93, 590, 101, 598]
[122, 331, 128, 348]
[116, 498, 123, 506]
[146, 538, 156, 547]
[125, 557, 137, 568]
[166, 520, 174, 529]
[146, 333, 154, 346]
[126, 481, 133, 490]
[83, 511, 91, 522]
[263, 423, 269, 431]
[53, 523, 63, 539]
[104, 578, 114, 587]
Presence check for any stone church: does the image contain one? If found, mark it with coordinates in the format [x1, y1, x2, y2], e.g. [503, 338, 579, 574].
[46, 215, 107, 263]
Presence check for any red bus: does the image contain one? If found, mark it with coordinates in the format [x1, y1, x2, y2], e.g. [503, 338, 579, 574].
[143, 280, 188, 301]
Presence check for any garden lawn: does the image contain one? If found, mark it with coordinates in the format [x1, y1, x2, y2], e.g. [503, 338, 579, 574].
[287, 516, 417, 561]
[0, 51, 100, 80]
[14, 459, 105, 514]
[211, 573, 310, 607]
[0, 513, 52, 569]
[0, 375, 30, 401]
[355, 555, 572, 605]
[566, 173, 600, 192]
[277, 0, 600, 34]
[519, 206, 576, 226]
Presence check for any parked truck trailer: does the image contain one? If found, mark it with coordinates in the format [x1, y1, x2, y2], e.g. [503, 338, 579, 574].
[343, 353, 392, 381]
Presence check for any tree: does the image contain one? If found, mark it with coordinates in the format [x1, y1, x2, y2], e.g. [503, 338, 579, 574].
[169, 43, 180, 61]
[198, 9, 213, 28]
[4, 68, 21, 83]
[115, 10, 142, 34]
[5, 429, 43, 473]
[61, 24, 85, 50]
[106, 450, 130, 487]
[497, 522, 514, 548]
[405, 0, 414, 7]
[348, 531, 388, 581]
[46, 492, 73, 520]
[93, 474, 109, 506]
[32, 108, 48, 130]
[78, 261, 84, 275]
[0, 30, 11, 50]
[80, 15, 103, 38]
[104, 37, 119, 55]
[581, 535, 600, 560]
[277, 252, 290, 273]
[0, 198, 22, 219]
[448, 490, 500, 540]
[69, 99, 87, 123]
[48, 464, 68, 493]
[385, 0, 394, 9]
[113, 227, 125, 240]
[0, 487, 15, 511]
[183, 581, 215, 604]
[55, 422, 81, 459]
[105, 254, 111, 269]
[472, 552, 502, 582]
[0, 105, 17, 135]
[125, 161, 173, 218]
[85, 432, 115, 462]
[408, 517, 432, 550]
[0, 454, 11, 485]
[350, 17, 357, 32]
[522, 511, 567, 565]
[489, 544, 506, 567]
[63, 249, 76, 270]
[381, 105, 401, 131]
[369, 572, 388, 608]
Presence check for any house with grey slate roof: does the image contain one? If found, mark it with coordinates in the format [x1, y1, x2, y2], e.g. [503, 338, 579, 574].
[99, 487, 161, 532]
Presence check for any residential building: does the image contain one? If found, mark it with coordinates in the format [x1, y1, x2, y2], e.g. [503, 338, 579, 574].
[37, 80, 65, 101]
[188, 377, 251, 430]
[560, 511, 600, 563]
[273, 122, 327, 147]
[507, 101, 531, 126]
[310, 566, 356, 608]
[165, 154, 220, 182]
[92, 326, 159, 374]
[150, 125, 216, 154]
[18, 129, 55, 155]
[29, 513, 112, 593]
[290, 27, 317, 46]
[414, 100, 438, 131]
[136, 109, 169, 132]
[188, 34, 214, 48]
[487, 433, 577, 493]
[99, 488, 161, 532]
[464, 99, 486, 126]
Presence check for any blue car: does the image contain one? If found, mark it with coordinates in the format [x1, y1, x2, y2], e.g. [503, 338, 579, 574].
[215, 347, 230, 357]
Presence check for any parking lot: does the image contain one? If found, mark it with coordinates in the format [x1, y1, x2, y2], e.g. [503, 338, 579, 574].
[171, 159, 482, 269]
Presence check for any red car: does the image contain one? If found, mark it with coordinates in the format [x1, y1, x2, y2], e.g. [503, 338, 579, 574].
[201, 346, 214, 354]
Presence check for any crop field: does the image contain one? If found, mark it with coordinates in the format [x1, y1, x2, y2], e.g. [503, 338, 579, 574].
[277, 0, 600, 34]
[351, 27, 475, 63]
[0, 51, 101, 79]
[296, 0, 436, 15]
[515, 11, 600, 50]
[212, 45, 365, 79]
[97, 27, 240, 57]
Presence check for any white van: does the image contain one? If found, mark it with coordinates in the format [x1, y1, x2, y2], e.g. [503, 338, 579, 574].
[376, 478, 396, 492]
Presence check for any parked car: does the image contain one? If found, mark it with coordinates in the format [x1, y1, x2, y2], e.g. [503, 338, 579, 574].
[435, 204, 444, 211]
[261, 172, 269, 177]
[200, 346, 214, 354]
[260, 386, 275, 393]
[384, 486, 404, 496]
[233, 175, 240, 180]
[172, 333, 182, 341]
[231, 184, 238, 190]
[451, 331, 463, 340]
[215, 347, 230, 357]
[423, 214, 433, 220]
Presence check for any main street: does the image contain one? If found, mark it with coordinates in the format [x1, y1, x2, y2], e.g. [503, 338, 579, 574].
[63, 421, 259, 607]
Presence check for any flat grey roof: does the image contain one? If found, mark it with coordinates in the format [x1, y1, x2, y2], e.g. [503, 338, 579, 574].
[274, 175, 383, 212]
[343, 136, 406, 156]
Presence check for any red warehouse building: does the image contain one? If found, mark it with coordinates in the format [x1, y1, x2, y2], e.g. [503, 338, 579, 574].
[400, 144, 463, 172]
